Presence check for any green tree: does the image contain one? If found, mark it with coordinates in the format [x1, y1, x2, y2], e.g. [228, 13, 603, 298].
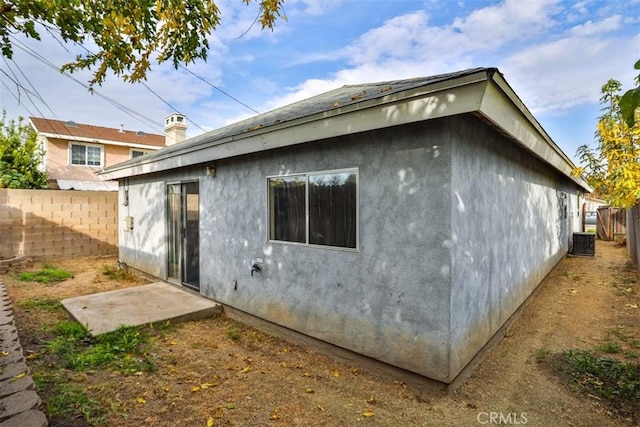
[620, 59, 640, 127]
[0, 0, 285, 86]
[0, 113, 47, 189]
[574, 79, 640, 208]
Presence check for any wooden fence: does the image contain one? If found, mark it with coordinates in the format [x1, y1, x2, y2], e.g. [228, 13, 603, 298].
[596, 206, 626, 241]
[628, 204, 640, 278]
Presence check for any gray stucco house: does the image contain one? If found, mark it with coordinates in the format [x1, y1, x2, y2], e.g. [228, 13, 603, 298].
[98, 68, 590, 384]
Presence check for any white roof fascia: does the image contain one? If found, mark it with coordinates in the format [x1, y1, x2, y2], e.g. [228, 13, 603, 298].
[39, 132, 164, 151]
[478, 73, 592, 192]
[98, 73, 490, 181]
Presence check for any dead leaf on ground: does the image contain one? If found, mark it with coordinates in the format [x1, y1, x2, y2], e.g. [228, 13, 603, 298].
[269, 409, 280, 420]
[12, 372, 26, 381]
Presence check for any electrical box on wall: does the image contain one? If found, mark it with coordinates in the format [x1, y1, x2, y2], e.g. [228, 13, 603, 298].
[124, 216, 134, 230]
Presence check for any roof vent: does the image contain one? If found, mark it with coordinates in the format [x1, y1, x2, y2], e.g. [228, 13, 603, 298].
[136, 131, 146, 136]
[65, 120, 79, 127]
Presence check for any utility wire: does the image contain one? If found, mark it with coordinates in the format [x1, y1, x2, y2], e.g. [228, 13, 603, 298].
[9, 21, 263, 133]
[55, 30, 210, 133]
[141, 81, 207, 132]
[0, 78, 36, 117]
[179, 64, 260, 115]
[0, 67, 40, 101]
[10, 37, 164, 133]
[4, 56, 60, 120]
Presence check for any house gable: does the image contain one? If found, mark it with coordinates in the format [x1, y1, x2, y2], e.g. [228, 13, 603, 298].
[98, 68, 590, 193]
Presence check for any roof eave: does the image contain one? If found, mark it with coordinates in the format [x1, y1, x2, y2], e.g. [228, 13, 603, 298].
[98, 70, 491, 180]
[477, 72, 591, 192]
[98, 68, 590, 194]
[39, 132, 164, 150]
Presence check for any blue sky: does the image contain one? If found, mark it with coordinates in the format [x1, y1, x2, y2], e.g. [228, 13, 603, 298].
[1, 0, 639, 163]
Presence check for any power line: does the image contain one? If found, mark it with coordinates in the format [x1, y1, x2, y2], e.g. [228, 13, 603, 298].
[140, 81, 207, 132]
[10, 36, 165, 133]
[8, 23, 263, 134]
[0, 79, 36, 117]
[179, 65, 261, 115]
[58, 32, 209, 132]
[4, 56, 60, 120]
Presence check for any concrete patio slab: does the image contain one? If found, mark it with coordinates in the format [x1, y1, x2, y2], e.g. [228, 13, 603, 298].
[61, 282, 222, 335]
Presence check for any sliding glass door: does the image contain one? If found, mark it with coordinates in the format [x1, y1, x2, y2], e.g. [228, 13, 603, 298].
[167, 182, 200, 291]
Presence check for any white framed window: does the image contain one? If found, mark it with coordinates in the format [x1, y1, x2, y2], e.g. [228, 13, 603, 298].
[267, 168, 358, 250]
[69, 143, 103, 166]
[130, 149, 149, 159]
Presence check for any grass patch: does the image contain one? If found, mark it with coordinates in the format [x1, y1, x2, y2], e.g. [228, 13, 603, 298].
[45, 321, 157, 374]
[17, 297, 62, 312]
[595, 341, 622, 354]
[556, 349, 640, 421]
[226, 325, 241, 341]
[30, 321, 167, 425]
[102, 264, 138, 282]
[534, 347, 552, 362]
[17, 264, 73, 283]
[43, 381, 106, 425]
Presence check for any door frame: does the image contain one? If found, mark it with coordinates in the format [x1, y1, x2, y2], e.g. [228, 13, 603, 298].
[166, 180, 200, 291]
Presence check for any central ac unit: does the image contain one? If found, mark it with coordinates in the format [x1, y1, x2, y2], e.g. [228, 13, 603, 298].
[572, 232, 595, 256]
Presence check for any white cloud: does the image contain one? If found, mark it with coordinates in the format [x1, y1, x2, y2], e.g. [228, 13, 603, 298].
[501, 33, 640, 114]
[286, 0, 343, 17]
[259, 0, 639, 123]
[568, 15, 622, 36]
[451, 0, 561, 45]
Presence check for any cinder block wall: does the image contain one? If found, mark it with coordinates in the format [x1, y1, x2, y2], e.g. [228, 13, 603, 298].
[0, 189, 118, 259]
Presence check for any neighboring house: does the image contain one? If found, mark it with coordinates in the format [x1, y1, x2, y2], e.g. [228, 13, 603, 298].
[584, 196, 608, 213]
[98, 68, 591, 384]
[30, 114, 187, 190]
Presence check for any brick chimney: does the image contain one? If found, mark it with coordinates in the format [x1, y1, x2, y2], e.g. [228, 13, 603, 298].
[164, 113, 187, 146]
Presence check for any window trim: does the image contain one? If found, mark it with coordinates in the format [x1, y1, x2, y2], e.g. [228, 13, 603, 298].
[130, 148, 150, 159]
[266, 167, 359, 252]
[68, 142, 104, 167]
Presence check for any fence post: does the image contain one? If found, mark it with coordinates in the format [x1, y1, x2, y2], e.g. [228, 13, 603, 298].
[627, 204, 640, 278]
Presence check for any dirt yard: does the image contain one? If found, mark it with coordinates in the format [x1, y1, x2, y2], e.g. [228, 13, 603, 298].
[2, 241, 639, 426]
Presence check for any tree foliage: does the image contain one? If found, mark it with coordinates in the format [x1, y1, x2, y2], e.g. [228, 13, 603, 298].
[620, 59, 640, 128]
[574, 79, 640, 208]
[0, 0, 285, 86]
[0, 113, 47, 189]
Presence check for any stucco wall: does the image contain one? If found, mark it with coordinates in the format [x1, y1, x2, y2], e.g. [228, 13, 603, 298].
[120, 120, 455, 381]
[119, 176, 170, 278]
[46, 138, 132, 169]
[118, 115, 582, 383]
[448, 116, 580, 378]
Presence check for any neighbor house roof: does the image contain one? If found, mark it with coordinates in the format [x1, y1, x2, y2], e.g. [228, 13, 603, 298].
[30, 117, 165, 149]
[97, 67, 591, 192]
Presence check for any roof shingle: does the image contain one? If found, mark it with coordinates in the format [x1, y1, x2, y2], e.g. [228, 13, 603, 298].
[30, 117, 165, 147]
